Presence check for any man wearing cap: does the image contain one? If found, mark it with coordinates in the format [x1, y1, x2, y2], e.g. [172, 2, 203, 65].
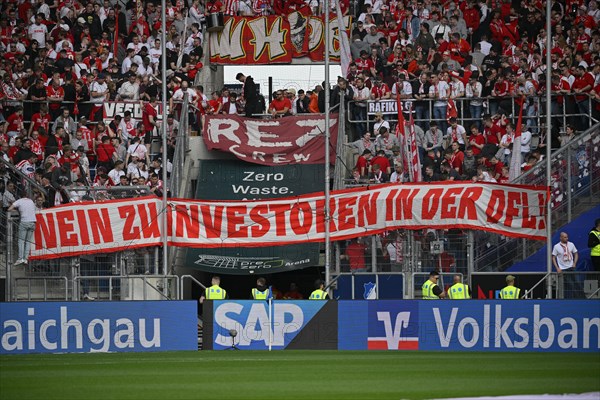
[422, 271, 445, 299]
[285, 88, 297, 115]
[500, 275, 520, 299]
[372, 112, 390, 136]
[448, 274, 470, 299]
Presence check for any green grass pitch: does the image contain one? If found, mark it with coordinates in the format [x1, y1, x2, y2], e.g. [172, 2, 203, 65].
[1, 351, 599, 400]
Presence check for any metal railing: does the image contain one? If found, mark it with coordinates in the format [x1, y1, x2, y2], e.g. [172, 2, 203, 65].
[180, 274, 207, 300]
[471, 271, 600, 300]
[474, 123, 600, 272]
[13, 276, 69, 301]
[169, 94, 191, 197]
[0, 157, 48, 199]
[346, 94, 598, 132]
[73, 275, 179, 301]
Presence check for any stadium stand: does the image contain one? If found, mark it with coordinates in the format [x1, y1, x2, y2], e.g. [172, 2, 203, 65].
[0, 0, 598, 301]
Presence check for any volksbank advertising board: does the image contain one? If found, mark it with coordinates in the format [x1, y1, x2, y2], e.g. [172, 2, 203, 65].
[0, 301, 197, 354]
[187, 160, 323, 275]
[205, 300, 599, 352]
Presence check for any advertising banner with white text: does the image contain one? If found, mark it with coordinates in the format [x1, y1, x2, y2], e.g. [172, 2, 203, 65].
[0, 301, 198, 354]
[30, 183, 548, 260]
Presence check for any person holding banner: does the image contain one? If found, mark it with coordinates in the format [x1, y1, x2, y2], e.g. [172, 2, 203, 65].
[252, 277, 272, 300]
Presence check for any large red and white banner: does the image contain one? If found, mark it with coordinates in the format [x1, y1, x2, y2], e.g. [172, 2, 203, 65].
[203, 114, 339, 165]
[30, 183, 548, 260]
[209, 12, 352, 64]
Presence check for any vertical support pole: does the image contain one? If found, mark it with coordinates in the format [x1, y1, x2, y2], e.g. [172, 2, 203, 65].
[6, 214, 13, 301]
[545, 0, 553, 299]
[566, 147, 572, 223]
[324, 0, 332, 295]
[161, 0, 169, 277]
[467, 231, 474, 289]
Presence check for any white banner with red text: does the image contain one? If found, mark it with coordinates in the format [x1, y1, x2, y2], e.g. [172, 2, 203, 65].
[29, 183, 548, 260]
[203, 113, 339, 166]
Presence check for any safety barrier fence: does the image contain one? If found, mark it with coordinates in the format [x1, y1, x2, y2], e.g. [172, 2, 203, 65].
[73, 275, 179, 301]
[346, 94, 598, 133]
[474, 123, 600, 272]
[470, 271, 600, 300]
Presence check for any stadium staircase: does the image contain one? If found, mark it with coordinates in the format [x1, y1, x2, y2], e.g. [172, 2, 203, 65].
[474, 123, 600, 272]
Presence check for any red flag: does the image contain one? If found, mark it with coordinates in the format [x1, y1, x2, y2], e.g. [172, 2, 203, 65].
[114, 9, 119, 60]
[446, 98, 457, 121]
[407, 108, 423, 182]
[509, 96, 525, 182]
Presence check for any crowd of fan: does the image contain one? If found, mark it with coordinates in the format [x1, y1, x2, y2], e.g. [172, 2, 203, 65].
[1, 0, 599, 209]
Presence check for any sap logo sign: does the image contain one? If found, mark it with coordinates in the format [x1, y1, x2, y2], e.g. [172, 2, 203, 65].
[214, 302, 303, 347]
[432, 304, 600, 350]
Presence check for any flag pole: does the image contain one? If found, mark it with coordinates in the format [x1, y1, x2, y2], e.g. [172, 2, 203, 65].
[161, 0, 168, 276]
[324, 0, 331, 295]
[268, 295, 272, 351]
[545, 0, 553, 298]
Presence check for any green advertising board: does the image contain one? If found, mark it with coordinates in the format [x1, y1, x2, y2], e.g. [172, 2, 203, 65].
[185, 160, 324, 275]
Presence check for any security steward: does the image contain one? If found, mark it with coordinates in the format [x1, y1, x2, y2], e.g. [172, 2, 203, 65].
[422, 271, 446, 299]
[309, 279, 328, 300]
[252, 277, 271, 299]
[200, 276, 227, 303]
[448, 274, 470, 299]
[588, 218, 600, 272]
[500, 275, 520, 299]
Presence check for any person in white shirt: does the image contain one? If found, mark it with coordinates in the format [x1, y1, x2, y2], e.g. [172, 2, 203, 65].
[28, 14, 48, 47]
[121, 48, 135, 74]
[552, 232, 580, 298]
[429, 73, 450, 133]
[117, 111, 138, 144]
[117, 72, 140, 100]
[149, 39, 162, 69]
[125, 137, 149, 165]
[89, 74, 109, 121]
[446, 117, 467, 150]
[8, 196, 42, 265]
[108, 160, 126, 186]
[170, 81, 198, 110]
[519, 128, 532, 159]
[127, 35, 143, 54]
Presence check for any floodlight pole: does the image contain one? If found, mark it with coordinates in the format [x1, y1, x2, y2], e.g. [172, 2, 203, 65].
[545, 0, 552, 298]
[161, 0, 169, 277]
[324, 0, 332, 294]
